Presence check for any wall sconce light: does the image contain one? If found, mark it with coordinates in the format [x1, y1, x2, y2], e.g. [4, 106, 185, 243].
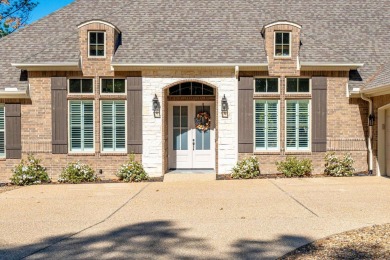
[152, 94, 161, 118]
[221, 94, 229, 118]
[369, 114, 375, 127]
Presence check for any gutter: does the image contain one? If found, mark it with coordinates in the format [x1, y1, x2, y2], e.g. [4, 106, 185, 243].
[361, 93, 374, 175]
[11, 62, 80, 71]
[300, 62, 364, 71]
[111, 63, 269, 71]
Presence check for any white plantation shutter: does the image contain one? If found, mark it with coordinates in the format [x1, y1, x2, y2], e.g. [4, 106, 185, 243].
[69, 101, 94, 152]
[286, 100, 310, 151]
[255, 100, 279, 151]
[0, 105, 5, 157]
[102, 101, 126, 152]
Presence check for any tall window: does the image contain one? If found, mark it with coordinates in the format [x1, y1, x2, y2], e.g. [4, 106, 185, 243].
[89, 31, 105, 57]
[101, 79, 126, 94]
[275, 32, 291, 57]
[0, 105, 5, 158]
[255, 100, 279, 151]
[255, 78, 279, 93]
[69, 101, 94, 152]
[286, 78, 310, 93]
[69, 79, 94, 94]
[101, 101, 126, 152]
[286, 100, 310, 151]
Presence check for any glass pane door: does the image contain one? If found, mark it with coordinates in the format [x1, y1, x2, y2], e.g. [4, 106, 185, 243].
[173, 106, 188, 151]
[195, 106, 211, 151]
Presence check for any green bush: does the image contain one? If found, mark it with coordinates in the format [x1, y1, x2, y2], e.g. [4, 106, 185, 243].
[116, 154, 148, 182]
[59, 162, 97, 184]
[276, 156, 313, 177]
[324, 152, 355, 177]
[11, 154, 50, 186]
[231, 156, 260, 179]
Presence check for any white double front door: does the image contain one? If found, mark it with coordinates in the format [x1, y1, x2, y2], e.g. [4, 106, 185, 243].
[168, 101, 215, 170]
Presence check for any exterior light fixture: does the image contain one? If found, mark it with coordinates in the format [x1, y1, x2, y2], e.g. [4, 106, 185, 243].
[221, 95, 229, 118]
[369, 114, 375, 127]
[152, 94, 161, 118]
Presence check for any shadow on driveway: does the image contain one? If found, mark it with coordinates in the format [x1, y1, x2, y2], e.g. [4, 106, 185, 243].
[0, 221, 313, 260]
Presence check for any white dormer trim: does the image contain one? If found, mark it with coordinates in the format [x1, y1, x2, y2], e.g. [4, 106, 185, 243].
[77, 20, 121, 33]
[264, 21, 302, 30]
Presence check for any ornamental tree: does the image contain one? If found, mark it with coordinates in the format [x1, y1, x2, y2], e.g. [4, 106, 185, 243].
[0, 0, 38, 38]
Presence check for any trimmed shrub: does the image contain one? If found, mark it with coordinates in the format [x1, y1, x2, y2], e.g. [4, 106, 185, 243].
[11, 154, 50, 186]
[231, 156, 260, 179]
[117, 154, 148, 182]
[324, 152, 355, 177]
[59, 162, 97, 184]
[276, 156, 313, 177]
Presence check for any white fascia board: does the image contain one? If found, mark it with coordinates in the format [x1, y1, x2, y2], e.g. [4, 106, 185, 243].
[264, 21, 302, 29]
[0, 90, 29, 99]
[361, 84, 390, 96]
[111, 63, 268, 71]
[11, 62, 80, 71]
[301, 62, 364, 70]
[78, 20, 121, 33]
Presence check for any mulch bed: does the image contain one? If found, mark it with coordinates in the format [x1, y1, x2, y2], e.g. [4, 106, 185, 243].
[217, 172, 370, 180]
[280, 224, 390, 259]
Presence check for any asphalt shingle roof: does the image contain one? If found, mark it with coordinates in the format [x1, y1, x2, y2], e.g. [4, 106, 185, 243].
[1, 0, 389, 91]
[365, 62, 390, 90]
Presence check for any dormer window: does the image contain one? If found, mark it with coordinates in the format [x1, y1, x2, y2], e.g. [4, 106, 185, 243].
[89, 31, 105, 57]
[275, 32, 290, 57]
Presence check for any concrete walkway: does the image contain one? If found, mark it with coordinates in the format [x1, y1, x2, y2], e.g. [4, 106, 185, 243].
[0, 177, 389, 259]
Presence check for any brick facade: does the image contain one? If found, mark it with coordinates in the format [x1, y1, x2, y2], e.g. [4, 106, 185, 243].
[238, 70, 368, 175]
[263, 23, 301, 77]
[0, 20, 373, 182]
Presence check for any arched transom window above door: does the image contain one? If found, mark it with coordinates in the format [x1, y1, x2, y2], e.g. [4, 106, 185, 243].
[169, 82, 215, 96]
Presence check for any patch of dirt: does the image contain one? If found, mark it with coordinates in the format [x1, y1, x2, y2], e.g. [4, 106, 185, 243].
[280, 224, 390, 260]
[0, 184, 20, 194]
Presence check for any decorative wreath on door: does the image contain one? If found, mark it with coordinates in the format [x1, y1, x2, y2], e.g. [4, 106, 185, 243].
[195, 112, 211, 131]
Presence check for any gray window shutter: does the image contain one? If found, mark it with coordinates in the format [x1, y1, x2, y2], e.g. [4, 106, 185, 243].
[312, 77, 327, 152]
[51, 77, 68, 154]
[127, 76, 142, 154]
[238, 77, 254, 153]
[6, 103, 22, 159]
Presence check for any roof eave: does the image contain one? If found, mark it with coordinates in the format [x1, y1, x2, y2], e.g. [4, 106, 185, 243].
[361, 84, 390, 97]
[111, 63, 269, 71]
[11, 62, 81, 71]
[0, 89, 29, 99]
[300, 62, 364, 71]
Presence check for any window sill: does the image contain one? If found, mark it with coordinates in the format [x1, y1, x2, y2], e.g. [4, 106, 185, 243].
[254, 151, 281, 155]
[273, 56, 292, 60]
[87, 57, 106, 61]
[68, 153, 96, 156]
[254, 94, 280, 99]
[99, 95, 127, 100]
[284, 94, 312, 99]
[100, 152, 128, 156]
[285, 151, 312, 155]
[68, 95, 95, 100]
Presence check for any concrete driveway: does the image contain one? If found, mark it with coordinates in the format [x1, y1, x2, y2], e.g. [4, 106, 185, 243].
[0, 177, 389, 259]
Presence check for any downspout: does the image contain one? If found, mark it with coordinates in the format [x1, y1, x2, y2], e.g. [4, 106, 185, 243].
[361, 93, 373, 175]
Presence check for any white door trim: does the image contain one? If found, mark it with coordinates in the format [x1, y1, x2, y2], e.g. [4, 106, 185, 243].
[377, 104, 390, 176]
[168, 101, 216, 170]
